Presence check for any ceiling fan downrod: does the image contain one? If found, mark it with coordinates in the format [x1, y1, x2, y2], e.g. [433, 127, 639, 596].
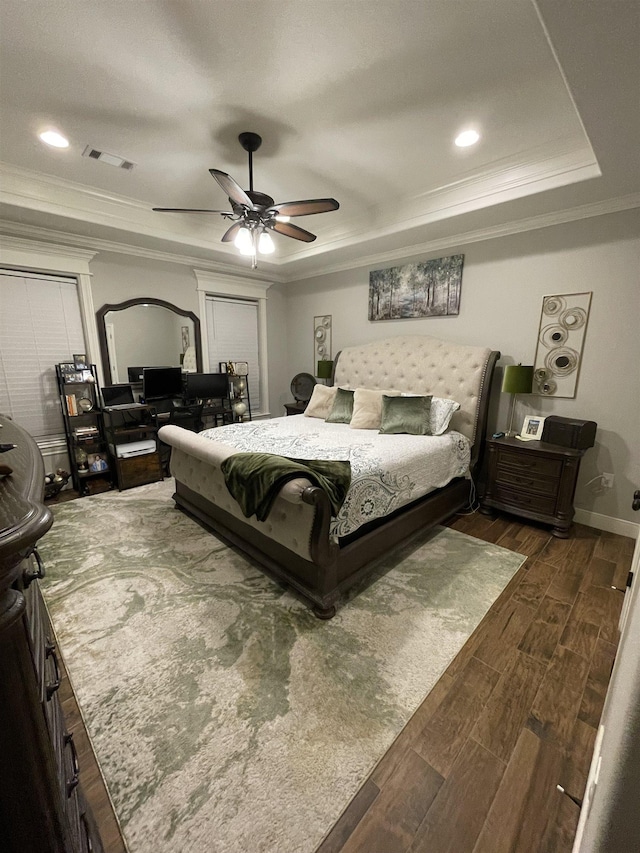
[238, 131, 262, 194]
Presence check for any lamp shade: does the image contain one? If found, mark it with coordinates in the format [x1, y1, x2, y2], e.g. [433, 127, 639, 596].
[501, 364, 533, 394]
[316, 360, 333, 380]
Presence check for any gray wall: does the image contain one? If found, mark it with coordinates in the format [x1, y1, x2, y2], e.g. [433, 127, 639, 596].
[282, 210, 640, 526]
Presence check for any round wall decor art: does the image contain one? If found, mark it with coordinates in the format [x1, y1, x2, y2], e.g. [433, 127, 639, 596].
[532, 291, 592, 398]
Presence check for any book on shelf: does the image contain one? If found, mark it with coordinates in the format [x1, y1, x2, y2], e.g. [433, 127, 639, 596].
[73, 427, 99, 440]
[65, 394, 77, 416]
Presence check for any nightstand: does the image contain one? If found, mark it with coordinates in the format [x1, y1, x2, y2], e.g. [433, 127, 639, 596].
[284, 401, 308, 415]
[481, 436, 588, 538]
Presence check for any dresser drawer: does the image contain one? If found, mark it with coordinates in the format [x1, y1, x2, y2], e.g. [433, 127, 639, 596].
[495, 466, 559, 496]
[497, 449, 562, 479]
[493, 484, 557, 515]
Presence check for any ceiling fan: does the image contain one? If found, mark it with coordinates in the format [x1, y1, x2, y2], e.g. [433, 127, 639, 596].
[153, 132, 339, 268]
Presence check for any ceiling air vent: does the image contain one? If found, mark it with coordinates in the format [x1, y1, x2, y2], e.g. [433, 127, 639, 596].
[82, 145, 135, 170]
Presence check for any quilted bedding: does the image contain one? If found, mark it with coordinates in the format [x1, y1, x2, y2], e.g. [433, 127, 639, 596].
[200, 415, 470, 538]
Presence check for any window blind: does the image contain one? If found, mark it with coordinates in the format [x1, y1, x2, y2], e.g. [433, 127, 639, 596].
[0, 269, 86, 440]
[205, 296, 260, 411]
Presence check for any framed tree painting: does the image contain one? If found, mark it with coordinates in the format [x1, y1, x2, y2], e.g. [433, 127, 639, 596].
[368, 254, 463, 321]
[532, 291, 592, 398]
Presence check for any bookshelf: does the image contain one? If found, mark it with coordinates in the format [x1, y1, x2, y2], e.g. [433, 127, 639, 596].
[55, 362, 112, 495]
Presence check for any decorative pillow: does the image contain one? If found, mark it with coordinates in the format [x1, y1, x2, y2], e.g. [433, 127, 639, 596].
[349, 388, 401, 430]
[326, 388, 356, 424]
[401, 393, 460, 435]
[304, 384, 339, 419]
[379, 395, 432, 435]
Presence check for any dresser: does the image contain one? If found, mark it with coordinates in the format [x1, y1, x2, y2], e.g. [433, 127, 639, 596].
[481, 435, 587, 537]
[0, 416, 103, 852]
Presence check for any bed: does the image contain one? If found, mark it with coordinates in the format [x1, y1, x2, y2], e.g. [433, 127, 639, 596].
[159, 335, 499, 618]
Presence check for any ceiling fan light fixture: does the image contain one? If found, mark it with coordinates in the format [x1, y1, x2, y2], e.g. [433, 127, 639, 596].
[258, 229, 275, 254]
[153, 132, 339, 269]
[234, 225, 253, 254]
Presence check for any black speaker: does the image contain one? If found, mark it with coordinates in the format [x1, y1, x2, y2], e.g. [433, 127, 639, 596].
[541, 416, 597, 449]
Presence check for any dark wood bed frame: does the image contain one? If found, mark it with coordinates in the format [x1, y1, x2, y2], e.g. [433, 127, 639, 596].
[171, 348, 500, 619]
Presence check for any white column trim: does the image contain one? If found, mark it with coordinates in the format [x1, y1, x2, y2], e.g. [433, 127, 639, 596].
[194, 269, 272, 417]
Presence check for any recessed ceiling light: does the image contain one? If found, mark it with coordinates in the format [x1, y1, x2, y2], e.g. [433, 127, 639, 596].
[455, 130, 480, 148]
[39, 129, 70, 148]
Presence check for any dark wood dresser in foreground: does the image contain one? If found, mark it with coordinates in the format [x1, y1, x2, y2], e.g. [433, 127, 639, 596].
[0, 415, 103, 853]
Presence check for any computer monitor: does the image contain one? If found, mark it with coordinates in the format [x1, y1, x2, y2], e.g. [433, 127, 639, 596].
[142, 366, 184, 402]
[127, 366, 146, 383]
[185, 372, 229, 401]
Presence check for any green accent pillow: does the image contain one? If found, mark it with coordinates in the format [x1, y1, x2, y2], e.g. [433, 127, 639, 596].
[326, 388, 355, 424]
[379, 394, 433, 435]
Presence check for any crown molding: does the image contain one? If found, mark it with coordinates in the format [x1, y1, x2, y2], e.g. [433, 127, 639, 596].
[0, 218, 287, 283]
[250, 137, 601, 264]
[2, 190, 636, 287]
[286, 192, 640, 282]
[0, 137, 599, 267]
[194, 269, 273, 298]
[0, 232, 97, 275]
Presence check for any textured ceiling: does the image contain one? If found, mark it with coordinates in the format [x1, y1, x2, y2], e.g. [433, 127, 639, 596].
[0, 0, 638, 279]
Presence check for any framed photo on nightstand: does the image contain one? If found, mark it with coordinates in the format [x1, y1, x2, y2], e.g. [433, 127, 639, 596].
[520, 415, 546, 440]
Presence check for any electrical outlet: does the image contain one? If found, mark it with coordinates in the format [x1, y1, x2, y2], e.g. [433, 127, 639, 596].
[601, 473, 614, 489]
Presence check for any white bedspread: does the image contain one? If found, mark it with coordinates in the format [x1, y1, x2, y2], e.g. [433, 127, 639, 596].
[200, 415, 471, 538]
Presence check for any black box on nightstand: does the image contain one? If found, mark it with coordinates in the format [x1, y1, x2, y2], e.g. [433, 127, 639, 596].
[541, 416, 597, 449]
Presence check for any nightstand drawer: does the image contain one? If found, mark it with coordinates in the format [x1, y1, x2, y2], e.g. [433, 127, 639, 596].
[497, 449, 562, 479]
[495, 467, 559, 496]
[494, 484, 557, 515]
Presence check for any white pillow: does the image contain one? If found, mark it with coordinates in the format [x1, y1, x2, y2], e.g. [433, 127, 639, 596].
[401, 393, 460, 435]
[304, 384, 339, 419]
[349, 388, 401, 429]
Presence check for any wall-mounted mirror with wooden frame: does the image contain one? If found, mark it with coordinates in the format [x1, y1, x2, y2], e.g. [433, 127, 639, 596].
[96, 298, 202, 385]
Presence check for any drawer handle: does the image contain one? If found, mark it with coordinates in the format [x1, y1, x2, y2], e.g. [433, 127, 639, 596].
[511, 476, 534, 487]
[64, 731, 80, 797]
[45, 638, 61, 699]
[22, 546, 45, 587]
[81, 814, 94, 853]
[512, 494, 533, 505]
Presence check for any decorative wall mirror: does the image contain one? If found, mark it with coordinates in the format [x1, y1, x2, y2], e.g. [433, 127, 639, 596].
[96, 298, 202, 385]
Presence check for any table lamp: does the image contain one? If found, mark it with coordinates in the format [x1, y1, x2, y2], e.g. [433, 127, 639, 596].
[316, 360, 333, 384]
[502, 364, 533, 436]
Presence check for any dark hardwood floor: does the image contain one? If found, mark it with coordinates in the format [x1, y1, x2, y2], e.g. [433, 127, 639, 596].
[50, 489, 633, 853]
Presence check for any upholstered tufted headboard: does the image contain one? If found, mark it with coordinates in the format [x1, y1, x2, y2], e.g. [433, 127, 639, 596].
[333, 335, 498, 445]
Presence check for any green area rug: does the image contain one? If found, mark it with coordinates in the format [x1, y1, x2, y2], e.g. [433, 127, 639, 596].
[39, 480, 525, 853]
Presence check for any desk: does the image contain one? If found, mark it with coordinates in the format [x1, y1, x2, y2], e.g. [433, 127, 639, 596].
[102, 405, 163, 490]
[156, 402, 233, 429]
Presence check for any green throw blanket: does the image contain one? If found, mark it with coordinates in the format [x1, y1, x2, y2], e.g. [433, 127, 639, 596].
[220, 453, 352, 522]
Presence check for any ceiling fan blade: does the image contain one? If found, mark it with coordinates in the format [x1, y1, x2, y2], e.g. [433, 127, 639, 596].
[268, 198, 339, 217]
[209, 169, 256, 209]
[153, 207, 233, 214]
[221, 221, 244, 243]
[271, 221, 317, 243]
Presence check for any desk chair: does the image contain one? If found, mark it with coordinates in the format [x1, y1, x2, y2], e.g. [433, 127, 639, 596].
[159, 402, 204, 473]
[168, 401, 204, 432]
[203, 398, 233, 427]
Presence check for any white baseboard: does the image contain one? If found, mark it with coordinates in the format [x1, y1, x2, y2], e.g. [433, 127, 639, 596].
[574, 508, 639, 540]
